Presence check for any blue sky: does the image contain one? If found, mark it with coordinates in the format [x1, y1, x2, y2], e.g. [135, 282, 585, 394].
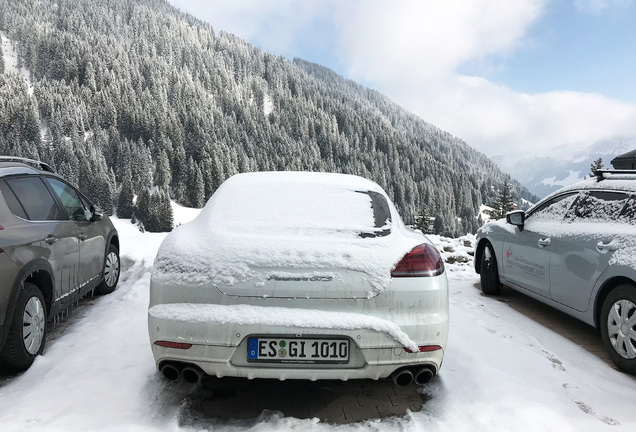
[169, 0, 636, 160]
[459, 0, 636, 103]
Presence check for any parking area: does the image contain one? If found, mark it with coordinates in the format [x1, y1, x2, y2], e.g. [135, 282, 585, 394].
[181, 376, 428, 425]
[475, 283, 633, 376]
[185, 282, 636, 425]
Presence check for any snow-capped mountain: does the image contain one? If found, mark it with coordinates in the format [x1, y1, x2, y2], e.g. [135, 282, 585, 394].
[493, 135, 636, 198]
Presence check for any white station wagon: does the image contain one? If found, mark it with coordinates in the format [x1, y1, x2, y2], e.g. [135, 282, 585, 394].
[148, 172, 449, 387]
[475, 170, 636, 374]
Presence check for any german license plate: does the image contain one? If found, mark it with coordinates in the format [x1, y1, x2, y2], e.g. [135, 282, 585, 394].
[247, 337, 350, 364]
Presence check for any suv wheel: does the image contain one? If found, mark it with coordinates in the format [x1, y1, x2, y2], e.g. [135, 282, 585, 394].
[601, 285, 636, 374]
[480, 243, 502, 295]
[0, 282, 47, 372]
[95, 244, 120, 295]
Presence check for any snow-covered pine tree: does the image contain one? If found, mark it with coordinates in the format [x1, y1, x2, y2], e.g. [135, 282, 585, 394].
[414, 208, 433, 234]
[493, 180, 515, 220]
[146, 191, 160, 232]
[186, 158, 205, 208]
[135, 188, 151, 228]
[157, 188, 174, 232]
[154, 150, 172, 188]
[117, 167, 134, 218]
[433, 213, 445, 236]
[590, 157, 603, 175]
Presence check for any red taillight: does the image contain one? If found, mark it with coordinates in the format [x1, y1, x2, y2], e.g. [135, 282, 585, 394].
[154, 341, 192, 349]
[0, 224, 4, 230]
[391, 243, 444, 277]
[404, 345, 442, 353]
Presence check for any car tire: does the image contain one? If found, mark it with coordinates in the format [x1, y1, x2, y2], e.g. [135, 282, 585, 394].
[95, 244, 120, 295]
[480, 243, 502, 295]
[600, 285, 636, 374]
[0, 282, 47, 372]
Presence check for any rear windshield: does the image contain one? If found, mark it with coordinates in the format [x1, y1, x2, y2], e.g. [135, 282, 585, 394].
[211, 182, 392, 238]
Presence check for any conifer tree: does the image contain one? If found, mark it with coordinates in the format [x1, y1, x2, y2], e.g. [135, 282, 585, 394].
[433, 214, 445, 236]
[590, 157, 603, 175]
[154, 150, 172, 188]
[117, 168, 134, 218]
[414, 208, 432, 234]
[493, 180, 515, 220]
[157, 188, 174, 232]
[187, 158, 205, 208]
[135, 188, 151, 228]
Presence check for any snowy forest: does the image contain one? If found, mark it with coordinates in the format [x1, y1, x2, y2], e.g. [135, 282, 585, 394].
[0, 0, 537, 236]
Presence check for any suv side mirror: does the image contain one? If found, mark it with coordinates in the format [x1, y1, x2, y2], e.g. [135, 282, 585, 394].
[506, 210, 525, 231]
[90, 205, 103, 222]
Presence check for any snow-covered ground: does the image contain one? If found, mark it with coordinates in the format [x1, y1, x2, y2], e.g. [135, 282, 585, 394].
[171, 201, 202, 227]
[0, 218, 635, 432]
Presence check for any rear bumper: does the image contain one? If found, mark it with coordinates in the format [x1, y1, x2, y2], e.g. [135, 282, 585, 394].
[148, 314, 448, 380]
[148, 273, 449, 380]
[149, 332, 445, 381]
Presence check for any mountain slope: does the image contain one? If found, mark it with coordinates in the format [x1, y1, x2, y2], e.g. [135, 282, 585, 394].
[0, 0, 537, 236]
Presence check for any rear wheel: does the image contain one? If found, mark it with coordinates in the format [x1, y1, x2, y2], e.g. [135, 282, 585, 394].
[601, 285, 636, 374]
[95, 244, 120, 295]
[0, 282, 47, 372]
[480, 243, 502, 295]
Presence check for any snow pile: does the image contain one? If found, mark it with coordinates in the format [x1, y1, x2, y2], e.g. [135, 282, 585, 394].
[153, 172, 422, 292]
[426, 234, 475, 265]
[149, 303, 419, 351]
[479, 204, 494, 223]
[170, 201, 201, 227]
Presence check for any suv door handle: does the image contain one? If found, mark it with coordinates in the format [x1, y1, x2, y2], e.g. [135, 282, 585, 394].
[78, 233, 87, 241]
[596, 241, 618, 254]
[538, 238, 551, 248]
[45, 235, 58, 244]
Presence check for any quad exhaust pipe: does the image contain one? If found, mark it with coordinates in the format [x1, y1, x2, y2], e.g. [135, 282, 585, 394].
[160, 362, 204, 384]
[413, 366, 434, 385]
[391, 366, 435, 387]
[182, 366, 204, 384]
[160, 363, 182, 381]
[391, 368, 414, 387]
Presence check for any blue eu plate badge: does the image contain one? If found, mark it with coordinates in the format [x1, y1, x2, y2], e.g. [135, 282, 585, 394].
[248, 338, 258, 359]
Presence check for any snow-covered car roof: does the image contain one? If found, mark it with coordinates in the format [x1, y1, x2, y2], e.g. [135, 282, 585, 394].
[531, 175, 636, 212]
[561, 175, 636, 193]
[153, 172, 424, 292]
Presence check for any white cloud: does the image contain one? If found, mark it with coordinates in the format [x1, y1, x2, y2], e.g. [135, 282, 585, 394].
[573, 0, 632, 14]
[169, 0, 636, 159]
[169, 0, 335, 56]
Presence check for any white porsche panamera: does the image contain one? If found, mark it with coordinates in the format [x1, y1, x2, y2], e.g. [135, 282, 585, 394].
[148, 172, 449, 387]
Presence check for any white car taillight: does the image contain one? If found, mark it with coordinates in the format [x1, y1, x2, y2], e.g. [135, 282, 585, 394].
[391, 244, 444, 277]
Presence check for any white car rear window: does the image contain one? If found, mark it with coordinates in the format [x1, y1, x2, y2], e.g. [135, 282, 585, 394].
[209, 181, 386, 237]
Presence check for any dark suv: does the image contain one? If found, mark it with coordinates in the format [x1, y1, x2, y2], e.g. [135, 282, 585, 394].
[0, 157, 120, 371]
